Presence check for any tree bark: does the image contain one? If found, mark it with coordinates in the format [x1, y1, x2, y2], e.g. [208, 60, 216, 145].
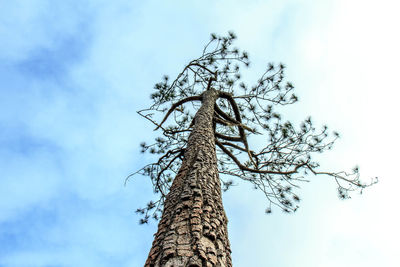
[145, 89, 232, 267]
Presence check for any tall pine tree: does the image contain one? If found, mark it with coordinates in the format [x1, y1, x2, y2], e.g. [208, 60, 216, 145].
[131, 33, 376, 267]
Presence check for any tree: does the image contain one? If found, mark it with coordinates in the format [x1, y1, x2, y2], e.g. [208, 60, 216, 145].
[130, 32, 376, 267]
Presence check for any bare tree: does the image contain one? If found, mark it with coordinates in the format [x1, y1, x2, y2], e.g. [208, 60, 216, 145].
[129, 32, 376, 267]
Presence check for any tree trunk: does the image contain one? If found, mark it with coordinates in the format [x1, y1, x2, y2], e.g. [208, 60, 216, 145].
[145, 89, 232, 267]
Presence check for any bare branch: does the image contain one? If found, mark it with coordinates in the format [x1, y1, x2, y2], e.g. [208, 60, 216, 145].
[216, 139, 307, 175]
[155, 95, 202, 130]
[219, 141, 254, 154]
[213, 111, 255, 133]
[215, 133, 243, 142]
[155, 151, 184, 197]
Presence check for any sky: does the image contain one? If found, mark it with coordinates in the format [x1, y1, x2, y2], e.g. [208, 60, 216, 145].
[0, 0, 399, 266]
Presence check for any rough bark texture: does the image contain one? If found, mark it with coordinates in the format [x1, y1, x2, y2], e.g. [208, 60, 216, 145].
[145, 89, 232, 267]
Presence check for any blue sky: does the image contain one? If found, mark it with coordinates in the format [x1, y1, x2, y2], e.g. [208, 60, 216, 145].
[1, 0, 399, 266]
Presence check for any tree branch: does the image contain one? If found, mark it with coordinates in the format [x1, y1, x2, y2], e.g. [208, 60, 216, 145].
[215, 133, 243, 142]
[190, 62, 217, 78]
[218, 91, 258, 166]
[213, 111, 255, 133]
[219, 141, 254, 154]
[216, 139, 307, 175]
[155, 151, 184, 197]
[137, 109, 165, 131]
[155, 95, 202, 130]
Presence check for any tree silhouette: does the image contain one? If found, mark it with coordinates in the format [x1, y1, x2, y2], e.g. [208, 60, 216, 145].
[130, 32, 376, 267]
